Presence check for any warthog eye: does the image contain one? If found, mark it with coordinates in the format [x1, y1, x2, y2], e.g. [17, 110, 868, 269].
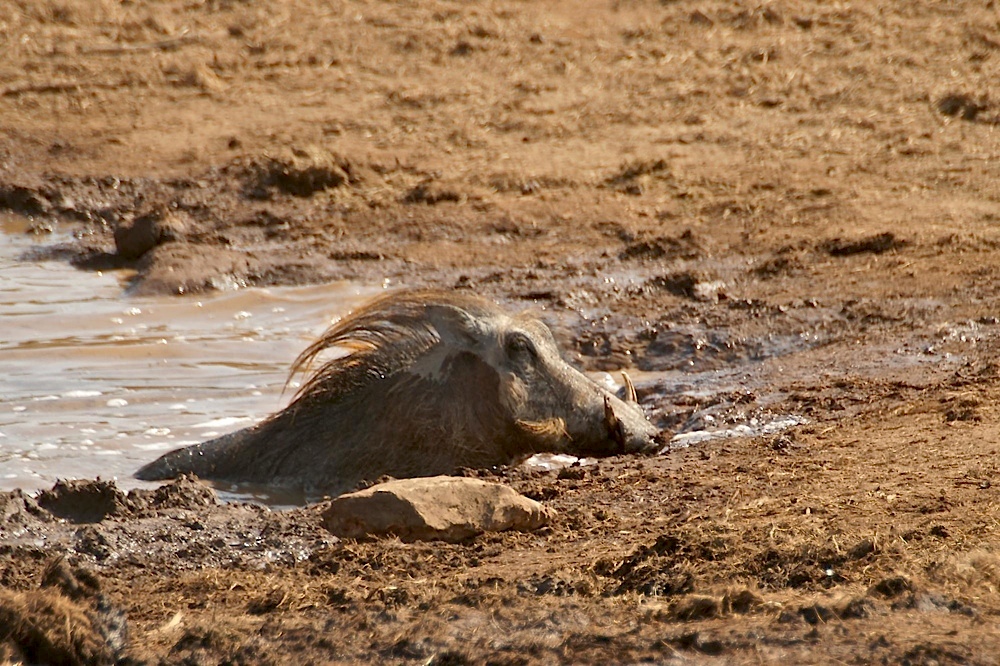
[505, 332, 537, 360]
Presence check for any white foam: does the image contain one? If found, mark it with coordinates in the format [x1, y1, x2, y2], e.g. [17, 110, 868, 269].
[134, 440, 195, 451]
[62, 390, 103, 398]
[666, 415, 807, 449]
[523, 453, 597, 472]
[192, 416, 251, 429]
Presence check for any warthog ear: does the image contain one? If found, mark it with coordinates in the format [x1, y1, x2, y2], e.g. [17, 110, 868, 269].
[424, 303, 492, 349]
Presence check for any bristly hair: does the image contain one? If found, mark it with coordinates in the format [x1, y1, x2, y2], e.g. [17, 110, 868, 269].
[286, 290, 504, 406]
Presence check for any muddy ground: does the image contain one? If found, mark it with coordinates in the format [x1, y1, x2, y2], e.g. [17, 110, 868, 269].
[4, 0, 1000, 663]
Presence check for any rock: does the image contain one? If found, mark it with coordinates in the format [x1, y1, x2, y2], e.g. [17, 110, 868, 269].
[320, 476, 554, 542]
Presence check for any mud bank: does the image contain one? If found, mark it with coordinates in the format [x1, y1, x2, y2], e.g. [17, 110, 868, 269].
[5, 422, 1000, 666]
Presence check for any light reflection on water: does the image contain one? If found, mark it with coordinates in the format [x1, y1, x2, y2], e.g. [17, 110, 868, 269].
[0, 215, 379, 498]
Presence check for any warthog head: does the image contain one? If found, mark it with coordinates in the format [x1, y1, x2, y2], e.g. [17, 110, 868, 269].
[136, 290, 660, 497]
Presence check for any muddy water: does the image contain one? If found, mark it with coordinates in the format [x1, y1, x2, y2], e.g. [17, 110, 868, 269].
[1, 215, 380, 501]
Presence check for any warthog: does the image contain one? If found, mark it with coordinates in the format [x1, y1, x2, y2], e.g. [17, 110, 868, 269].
[136, 290, 660, 496]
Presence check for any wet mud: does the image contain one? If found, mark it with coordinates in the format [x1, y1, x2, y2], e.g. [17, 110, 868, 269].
[4, 0, 1000, 662]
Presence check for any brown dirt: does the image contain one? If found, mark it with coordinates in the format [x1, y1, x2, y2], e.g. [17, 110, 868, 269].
[3, 0, 1000, 662]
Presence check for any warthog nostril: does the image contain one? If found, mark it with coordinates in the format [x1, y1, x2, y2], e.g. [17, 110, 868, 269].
[651, 429, 673, 455]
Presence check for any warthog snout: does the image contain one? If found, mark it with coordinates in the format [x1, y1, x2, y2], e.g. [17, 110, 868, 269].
[136, 290, 661, 496]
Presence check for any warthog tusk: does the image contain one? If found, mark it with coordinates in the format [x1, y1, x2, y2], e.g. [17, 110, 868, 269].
[603, 395, 626, 452]
[516, 417, 569, 443]
[621, 371, 638, 404]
